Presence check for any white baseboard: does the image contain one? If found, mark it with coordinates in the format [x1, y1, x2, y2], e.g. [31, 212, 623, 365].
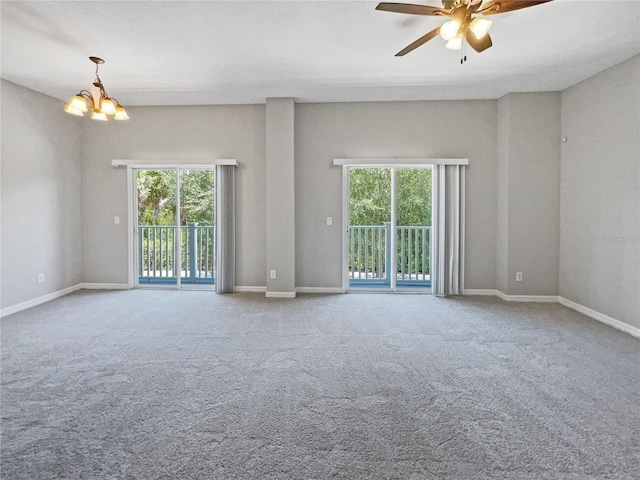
[234, 286, 267, 293]
[235, 286, 343, 295]
[0, 284, 82, 318]
[495, 291, 559, 303]
[463, 289, 498, 296]
[265, 291, 297, 298]
[296, 287, 344, 294]
[80, 283, 131, 290]
[558, 297, 640, 339]
[463, 289, 557, 302]
[0, 282, 135, 318]
[463, 289, 638, 339]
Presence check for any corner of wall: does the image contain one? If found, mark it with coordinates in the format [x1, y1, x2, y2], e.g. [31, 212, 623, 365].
[559, 55, 640, 329]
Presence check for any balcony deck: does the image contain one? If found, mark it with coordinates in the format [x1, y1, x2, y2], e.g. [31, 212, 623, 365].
[138, 223, 214, 285]
[348, 223, 431, 289]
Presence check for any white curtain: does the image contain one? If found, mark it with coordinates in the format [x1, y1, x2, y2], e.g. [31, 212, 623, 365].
[432, 164, 465, 296]
[215, 165, 236, 293]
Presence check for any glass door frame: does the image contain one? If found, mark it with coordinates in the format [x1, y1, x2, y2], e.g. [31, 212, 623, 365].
[344, 166, 396, 292]
[131, 165, 216, 291]
[339, 160, 436, 294]
[115, 158, 236, 290]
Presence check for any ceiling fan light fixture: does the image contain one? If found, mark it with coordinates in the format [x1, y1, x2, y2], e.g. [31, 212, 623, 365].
[377, 0, 554, 58]
[445, 33, 463, 50]
[440, 20, 460, 41]
[469, 17, 492, 39]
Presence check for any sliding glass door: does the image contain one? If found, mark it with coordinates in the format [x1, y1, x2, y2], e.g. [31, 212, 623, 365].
[347, 166, 432, 292]
[179, 169, 215, 285]
[348, 168, 392, 290]
[135, 168, 215, 288]
[395, 168, 432, 290]
[136, 169, 178, 285]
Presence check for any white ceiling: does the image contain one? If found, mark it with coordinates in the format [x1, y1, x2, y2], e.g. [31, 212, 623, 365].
[1, 0, 639, 106]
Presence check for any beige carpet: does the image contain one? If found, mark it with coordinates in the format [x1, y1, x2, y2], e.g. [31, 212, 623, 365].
[1, 290, 639, 479]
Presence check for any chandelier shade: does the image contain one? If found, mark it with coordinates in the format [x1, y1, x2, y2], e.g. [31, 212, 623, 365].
[114, 106, 130, 120]
[91, 111, 108, 121]
[64, 57, 129, 121]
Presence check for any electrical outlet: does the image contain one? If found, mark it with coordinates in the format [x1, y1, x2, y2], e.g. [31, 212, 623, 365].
[38, 273, 45, 283]
[326, 217, 333, 226]
[270, 270, 277, 279]
[114, 216, 120, 224]
[516, 272, 523, 282]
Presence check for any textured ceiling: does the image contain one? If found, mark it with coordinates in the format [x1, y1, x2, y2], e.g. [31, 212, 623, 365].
[1, 0, 639, 105]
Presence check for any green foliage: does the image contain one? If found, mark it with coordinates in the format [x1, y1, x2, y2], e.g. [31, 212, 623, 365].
[137, 170, 176, 225]
[349, 168, 391, 226]
[349, 168, 431, 227]
[137, 169, 215, 226]
[180, 170, 215, 225]
[396, 168, 432, 226]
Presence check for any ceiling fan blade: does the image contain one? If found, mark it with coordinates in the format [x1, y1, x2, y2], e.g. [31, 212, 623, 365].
[395, 26, 441, 56]
[465, 30, 492, 53]
[480, 0, 553, 15]
[376, 2, 448, 16]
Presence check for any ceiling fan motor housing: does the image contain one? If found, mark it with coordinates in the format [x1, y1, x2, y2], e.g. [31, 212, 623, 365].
[445, 0, 466, 10]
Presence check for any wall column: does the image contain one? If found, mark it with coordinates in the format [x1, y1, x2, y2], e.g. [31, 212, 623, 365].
[496, 92, 561, 296]
[265, 98, 296, 297]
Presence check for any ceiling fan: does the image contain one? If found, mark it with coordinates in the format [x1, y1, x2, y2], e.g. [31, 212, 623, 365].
[376, 0, 553, 58]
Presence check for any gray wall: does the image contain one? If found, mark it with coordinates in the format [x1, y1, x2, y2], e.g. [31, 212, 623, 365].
[497, 93, 561, 296]
[80, 105, 266, 288]
[295, 100, 498, 290]
[560, 55, 640, 328]
[0, 80, 82, 308]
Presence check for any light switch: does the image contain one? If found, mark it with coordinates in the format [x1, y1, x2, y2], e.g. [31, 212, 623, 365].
[326, 217, 333, 226]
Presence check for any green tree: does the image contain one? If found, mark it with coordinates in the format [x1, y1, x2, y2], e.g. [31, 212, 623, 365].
[179, 170, 215, 225]
[396, 168, 431, 226]
[349, 168, 431, 227]
[137, 170, 176, 225]
[137, 169, 214, 226]
[349, 168, 391, 226]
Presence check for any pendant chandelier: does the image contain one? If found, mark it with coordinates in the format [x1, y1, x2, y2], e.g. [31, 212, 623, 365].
[64, 56, 129, 121]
